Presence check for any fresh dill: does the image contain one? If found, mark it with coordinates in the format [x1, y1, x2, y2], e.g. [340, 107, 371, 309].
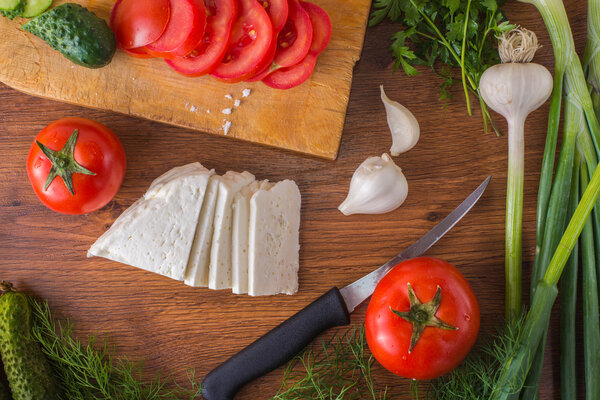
[273, 326, 392, 400]
[369, 0, 514, 135]
[30, 300, 202, 400]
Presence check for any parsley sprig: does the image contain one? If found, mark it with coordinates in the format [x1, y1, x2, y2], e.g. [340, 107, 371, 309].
[370, 0, 514, 135]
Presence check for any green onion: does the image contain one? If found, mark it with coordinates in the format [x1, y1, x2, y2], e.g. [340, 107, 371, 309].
[559, 159, 579, 399]
[579, 160, 600, 399]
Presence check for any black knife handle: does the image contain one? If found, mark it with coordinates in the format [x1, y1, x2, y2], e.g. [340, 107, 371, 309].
[201, 287, 351, 400]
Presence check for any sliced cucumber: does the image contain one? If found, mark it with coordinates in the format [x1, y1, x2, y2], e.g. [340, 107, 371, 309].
[23, 0, 51, 18]
[0, 0, 24, 19]
[0, 0, 20, 11]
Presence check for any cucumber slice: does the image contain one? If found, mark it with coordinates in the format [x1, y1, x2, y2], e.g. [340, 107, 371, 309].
[0, 0, 20, 11]
[0, 0, 24, 19]
[23, 0, 52, 18]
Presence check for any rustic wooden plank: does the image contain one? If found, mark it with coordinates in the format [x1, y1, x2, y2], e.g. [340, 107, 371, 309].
[0, 0, 370, 159]
[0, 0, 590, 398]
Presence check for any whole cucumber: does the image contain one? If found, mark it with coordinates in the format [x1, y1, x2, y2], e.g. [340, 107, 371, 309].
[22, 3, 116, 68]
[0, 281, 59, 400]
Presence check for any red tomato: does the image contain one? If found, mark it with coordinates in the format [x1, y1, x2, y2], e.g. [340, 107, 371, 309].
[246, 0, 311, 82]
[166, 0, 238, 76]
[26, 118, 127, 215]
[111, 0, 171, 49]
[262, 1, 330, 89]
[145, 0, 207, 58]
[259, 0, 288, 33]
[210, 0, 274, 82]
[122, 46, 155, 59]
[365, 257, 480, 380]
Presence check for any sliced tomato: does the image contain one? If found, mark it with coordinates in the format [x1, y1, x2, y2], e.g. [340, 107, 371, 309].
[247, 0, 311, 81]
[300, 1, 330, 55]
[146, 0, 207, 58]
[258, 0, 288, 33]
[111, 0, 171, 49]
[262, 1, 330, 89]
[122, 46, 155, 59]
[166, 0, 237, 76]
[210, 0, 274, 83]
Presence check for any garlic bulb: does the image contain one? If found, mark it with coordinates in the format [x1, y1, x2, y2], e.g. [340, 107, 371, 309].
[380, 85, 420, 156]
[338, 153, 408, 215]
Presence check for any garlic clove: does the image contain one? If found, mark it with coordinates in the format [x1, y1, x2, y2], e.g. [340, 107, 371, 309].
[380, 85, 420, 156]
[338, 153, 408, 216]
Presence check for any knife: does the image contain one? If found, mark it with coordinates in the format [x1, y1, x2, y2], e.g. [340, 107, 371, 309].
[202, 176, 491, 400]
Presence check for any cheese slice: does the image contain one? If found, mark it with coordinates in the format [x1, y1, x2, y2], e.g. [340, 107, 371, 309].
[88, 163, 214, 281]
[208, 171, 255, 290]
[248, 180, 301, 296]
[184, 176, 219, 287]
[231, 180, 273, 294]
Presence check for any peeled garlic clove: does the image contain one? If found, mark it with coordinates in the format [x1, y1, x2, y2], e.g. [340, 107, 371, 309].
[338, 153, 408, 216]
[380, 85, 420, 156]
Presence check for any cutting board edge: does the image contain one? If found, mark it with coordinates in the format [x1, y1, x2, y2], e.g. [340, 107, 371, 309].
[0, 79, 344, 160]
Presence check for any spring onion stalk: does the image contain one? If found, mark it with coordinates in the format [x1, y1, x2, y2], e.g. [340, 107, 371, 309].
[491, 151, 600, 400]
[579, 160, 600, 400]
[559, 160, 579, 400]
[479, 29, 553, 321]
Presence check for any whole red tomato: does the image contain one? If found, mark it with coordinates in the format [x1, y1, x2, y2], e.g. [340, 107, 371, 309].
[27, 117, 126, 215]
[365, 257, 480, 380]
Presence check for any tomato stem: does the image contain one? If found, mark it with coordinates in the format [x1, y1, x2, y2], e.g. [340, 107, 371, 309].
[36, 129, 96, 195]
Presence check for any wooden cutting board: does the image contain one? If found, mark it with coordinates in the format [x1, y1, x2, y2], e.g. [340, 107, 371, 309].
[0, 0, 370, 159]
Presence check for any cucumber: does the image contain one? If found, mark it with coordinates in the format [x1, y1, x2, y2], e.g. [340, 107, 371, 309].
[22, 3, 116, 68]
[23, 0, 52, 18]
[0, 0, 24, 20]
[0, 282, 59, 400]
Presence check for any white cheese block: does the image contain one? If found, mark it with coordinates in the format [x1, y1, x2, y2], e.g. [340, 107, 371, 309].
[184, 176, 219, 287]
[88, 163, 214, 281]
[231, 180, 273, 294]
[248, 180, 301, 296]
[208, 171, 255, 290]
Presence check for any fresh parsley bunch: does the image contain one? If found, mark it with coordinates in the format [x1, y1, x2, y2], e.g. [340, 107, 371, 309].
[370, 0, 514, 134]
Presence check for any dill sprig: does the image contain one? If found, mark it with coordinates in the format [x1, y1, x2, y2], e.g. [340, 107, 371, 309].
[273, 325, 393, 400]
[29, 299, 202, 400]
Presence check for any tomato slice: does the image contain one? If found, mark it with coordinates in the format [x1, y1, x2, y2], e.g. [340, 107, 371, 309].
[145, 0, 207, 58]
[262, 1, 330, 89]
[122, 46, 155, 59]
[258, 0, 288, 33]
[210, 0, 274, 83]
[247, 0, 311, 82]
[111, 0, 171, 49]
[166, 0, 237, 76]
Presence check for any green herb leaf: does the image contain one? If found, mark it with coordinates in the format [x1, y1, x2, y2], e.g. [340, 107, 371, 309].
[369, 0, 513, 134]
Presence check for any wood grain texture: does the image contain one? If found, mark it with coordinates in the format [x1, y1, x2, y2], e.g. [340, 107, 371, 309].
[0, 0, 590, 398]
[0, 0, 369, 160]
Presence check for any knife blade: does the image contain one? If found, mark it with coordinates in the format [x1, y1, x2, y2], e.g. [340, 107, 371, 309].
[201, 176, 491, 400]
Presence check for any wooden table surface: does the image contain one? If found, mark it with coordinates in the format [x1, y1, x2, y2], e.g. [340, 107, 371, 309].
[0, 1, 589, 398]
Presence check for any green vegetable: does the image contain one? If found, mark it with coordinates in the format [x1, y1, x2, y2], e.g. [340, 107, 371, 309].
[30, 299, 203, 400]
[0, 0, 24, 20]
[22, 0, 51, 18]
[22, 3, 116, 68]
[369, 0, 514, 135]
[274, 326, 391, 400]
[559, 161, 579, 400]
[0, 281, 59, 400]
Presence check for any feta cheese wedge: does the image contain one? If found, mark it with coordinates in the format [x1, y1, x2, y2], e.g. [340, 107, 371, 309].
[88, 163, 214, 281]
[184, 176, 219, 287]
[231, 180, 273, 294]
[248, 180, 301, 296]
[208, 171, 255, 290]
